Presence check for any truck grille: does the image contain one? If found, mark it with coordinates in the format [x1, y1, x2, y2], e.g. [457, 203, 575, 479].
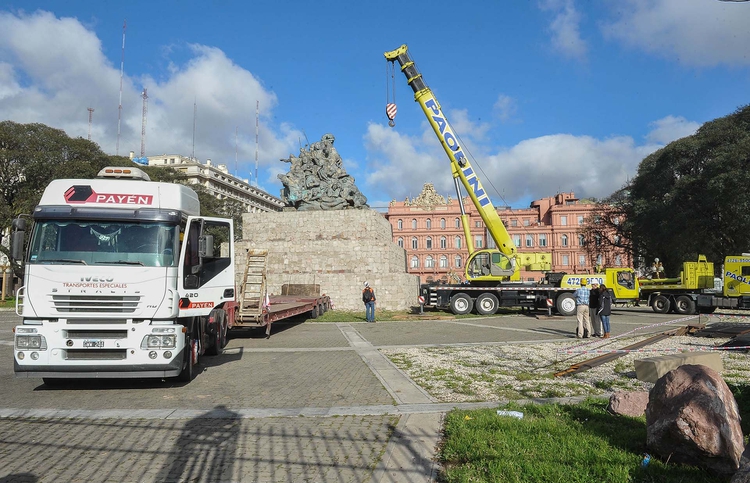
[52, 295, 141, 313]
[66, 350, 127, 360]
[65, 330, 129, 339]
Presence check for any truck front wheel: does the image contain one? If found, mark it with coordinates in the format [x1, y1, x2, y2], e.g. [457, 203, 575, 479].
[674, 295, 696, 315]
[206, 310, 227, 356]
[555, 293, 576, 316]
[651, 295, 671, 314]
[475, 293, 499, 315]
[178, 335, 196, 382]
[450, 293, 474, 315]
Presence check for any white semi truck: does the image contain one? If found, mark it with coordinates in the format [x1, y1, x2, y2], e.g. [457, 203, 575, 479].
[10, 166, 237, 384]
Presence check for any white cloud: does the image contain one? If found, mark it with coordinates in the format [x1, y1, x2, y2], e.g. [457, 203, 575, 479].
[364, 111, 694, 206]
[540, 0, 588, 61]
[601, 0, 750, 67]
[493, 94, 517, 123]
[645, 115, 699, 144]
[0, 10, 301, 188]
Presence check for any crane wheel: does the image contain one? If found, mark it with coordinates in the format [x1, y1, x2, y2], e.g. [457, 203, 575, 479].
[475, 293, 499, 315]
[651, 295, 671, 314]
[449, 293, 474, 315]
[674, 295, 696, 315]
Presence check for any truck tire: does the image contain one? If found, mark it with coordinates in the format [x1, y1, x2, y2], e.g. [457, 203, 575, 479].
[651, 295, 671, 314]
[310, 305, 319, 319]
[475, 293, 499, 315]
[449, 293, 474, 315]
[555, 293, 576, 317]
[206, 310, 226, 356]
[674, 295, 696, 315]
[178, 335, 196, 382]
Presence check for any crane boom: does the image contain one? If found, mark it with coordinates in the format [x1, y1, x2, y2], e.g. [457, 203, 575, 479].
[385, 44, 522, 279]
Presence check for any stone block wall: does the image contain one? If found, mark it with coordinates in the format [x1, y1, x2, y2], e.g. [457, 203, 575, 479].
[237, 209, 420, 311]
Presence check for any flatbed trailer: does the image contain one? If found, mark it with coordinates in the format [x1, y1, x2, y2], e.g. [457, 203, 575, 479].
[234, 249, 331, 337]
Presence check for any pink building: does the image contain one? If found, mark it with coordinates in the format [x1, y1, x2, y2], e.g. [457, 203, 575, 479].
[385, 184, 631, 284]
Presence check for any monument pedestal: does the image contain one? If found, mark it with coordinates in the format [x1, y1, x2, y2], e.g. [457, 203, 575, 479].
[237, 209, 419, 311]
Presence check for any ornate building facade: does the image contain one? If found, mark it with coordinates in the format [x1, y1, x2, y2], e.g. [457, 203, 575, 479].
[145, 154, 284, 213]
[385, 183, 632, 284]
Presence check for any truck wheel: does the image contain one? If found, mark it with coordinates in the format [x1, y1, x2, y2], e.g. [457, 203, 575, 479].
[310, 305, 319, 319]
[206, 310, 226, 356]
[449, 293, 474, 315]
[475, 293, 499, 315]
[555, 293, 576, 317]
[178, 336, 195, 382]
[651, 295, 671, 314]
[674, 295, 696, 315]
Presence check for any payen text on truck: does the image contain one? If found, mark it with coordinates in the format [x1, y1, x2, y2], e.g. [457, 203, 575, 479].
[10, 166, 237, 384]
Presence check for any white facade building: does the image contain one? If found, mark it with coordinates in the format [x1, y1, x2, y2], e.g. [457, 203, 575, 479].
[145, 154, 284, 213]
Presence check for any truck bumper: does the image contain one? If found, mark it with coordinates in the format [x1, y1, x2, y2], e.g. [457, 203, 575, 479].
[14, 358, 183, 379]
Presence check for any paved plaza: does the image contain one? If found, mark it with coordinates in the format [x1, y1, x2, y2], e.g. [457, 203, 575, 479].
[0, 307, 689, 482]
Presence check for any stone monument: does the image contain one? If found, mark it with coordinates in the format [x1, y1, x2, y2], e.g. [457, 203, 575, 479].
[236, 134, 419, 311]
[278, 133, 368, 211]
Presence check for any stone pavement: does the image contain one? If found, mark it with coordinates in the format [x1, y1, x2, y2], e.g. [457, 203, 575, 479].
[0, 308, 687, 482]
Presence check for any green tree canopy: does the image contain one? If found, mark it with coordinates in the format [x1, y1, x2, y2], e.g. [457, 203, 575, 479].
[622, 104, 750, 275]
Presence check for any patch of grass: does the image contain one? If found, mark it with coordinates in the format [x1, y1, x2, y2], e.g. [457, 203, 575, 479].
[439, 399, 726, 483]
[0, 297, 15, 309]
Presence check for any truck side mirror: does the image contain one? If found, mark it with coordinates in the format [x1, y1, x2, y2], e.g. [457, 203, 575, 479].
[198, 234, 214, 259]
[11, 218, 27, 262]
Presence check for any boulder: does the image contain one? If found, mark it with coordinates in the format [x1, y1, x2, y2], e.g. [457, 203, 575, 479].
[607, 391, 649, 417]
[646, 364, 743, 476]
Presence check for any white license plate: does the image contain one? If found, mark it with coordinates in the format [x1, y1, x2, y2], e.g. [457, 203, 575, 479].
[83, 340, 104, 348]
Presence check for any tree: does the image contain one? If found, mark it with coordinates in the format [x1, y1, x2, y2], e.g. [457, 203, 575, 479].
[620, 104, 750, 275]
[579, 188, 635, 270]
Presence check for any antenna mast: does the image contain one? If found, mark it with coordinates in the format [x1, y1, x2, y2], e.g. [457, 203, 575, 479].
[191, 99, 197, 161]
[255, 100, 259, 187]
[140, 88, 148, 157]
[116, 20, 126, 156]
[87, 107, 94, 141]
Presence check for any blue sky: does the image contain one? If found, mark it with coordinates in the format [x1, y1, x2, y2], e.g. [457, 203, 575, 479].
[1, 1, 749, 210]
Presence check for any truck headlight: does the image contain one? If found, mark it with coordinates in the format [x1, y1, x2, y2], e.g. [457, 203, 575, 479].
[141, 334, 177, 349]
[16, 335, 47, 350]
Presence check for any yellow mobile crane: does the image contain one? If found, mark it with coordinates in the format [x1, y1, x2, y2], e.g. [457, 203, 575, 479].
[386, 44, 603, 316]
[384, 44, 550, 283]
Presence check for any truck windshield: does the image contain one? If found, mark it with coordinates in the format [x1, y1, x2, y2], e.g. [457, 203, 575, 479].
[28, 220, 179, 267]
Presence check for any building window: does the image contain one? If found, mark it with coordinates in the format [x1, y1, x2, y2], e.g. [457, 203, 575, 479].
[397, 219, 403, 230]
[561, 234, 568, 247]
[579, 255, 586, 267]
[511, 219, 518, 227]
[426, 218, 432, 229]
[412, 219, 417, 229]
[578, 215, 584, 225]
[398, 237, 404, 248]
[614, 235, 621, 245]
[454, 255, 462, 268]
[440, 255, 448, 268]
[426, 237, 433, 249]
[596, 255, 603, 268]
[425, 255, 435, 268]
[614, 217, 620, 225]
[615, 255, 622, 266]
[578, 234, 585, 246]
[539, 234, 547, 247]
[562, 255, 569, 266]
[440, 218, 446, 229]
[455, 217, 460, 228]
[474, 236, 483, 248]
[560, 216, 567, 226]
[525, 234, 533, 247]
[475, 221, 481, 228]
[523, 219, 530, 226]
[411, 256, 419, 268]
[455, 236, 461, 249]
[595, 235, 602, 247]
[513, 234, 521, 247]
[440, 236, 447, 249]
[412, 237, 418, 249]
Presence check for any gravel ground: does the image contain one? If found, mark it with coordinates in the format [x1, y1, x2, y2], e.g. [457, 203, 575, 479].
[382, 328, 750, 403]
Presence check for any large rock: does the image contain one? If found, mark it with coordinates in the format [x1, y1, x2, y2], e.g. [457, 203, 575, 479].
[607, 391, 649, 417]
[731, 445, 750, 483]
[646, 364, 743, 476]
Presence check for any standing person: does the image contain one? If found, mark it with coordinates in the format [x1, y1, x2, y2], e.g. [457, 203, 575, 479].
[362, 281, 376, 323]
[589, 282, 602, 337]
[574, 279, 592, 338]
[599, 284, 613, 338]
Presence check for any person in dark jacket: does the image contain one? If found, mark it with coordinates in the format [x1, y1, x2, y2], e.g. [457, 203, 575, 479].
[362, 281, 376, 323]
[598, 284, 613, 338]
[589, 282, 602, 337]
